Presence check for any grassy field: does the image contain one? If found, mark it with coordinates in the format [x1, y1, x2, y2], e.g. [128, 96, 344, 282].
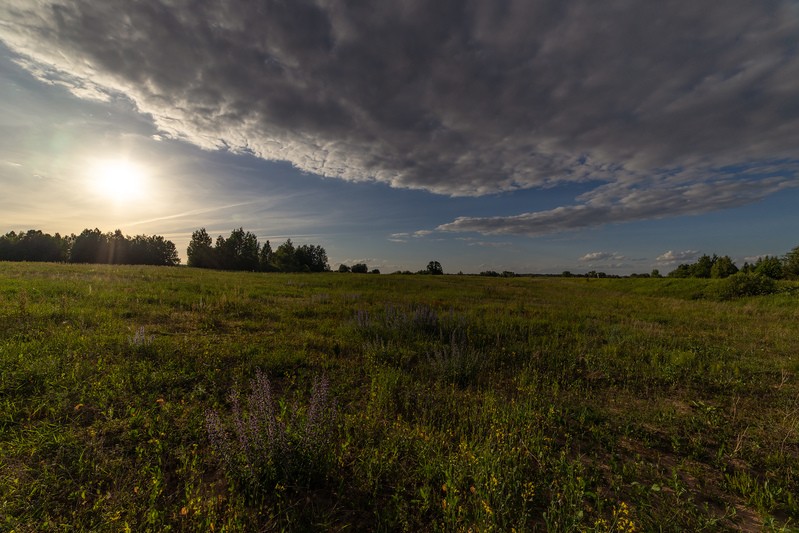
[1, 262, 797, 531]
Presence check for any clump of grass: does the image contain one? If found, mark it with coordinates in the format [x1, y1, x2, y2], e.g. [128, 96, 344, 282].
[426, 333, 483, 387]
[355, 303, 458, 341]
[205, 371, 338, 501]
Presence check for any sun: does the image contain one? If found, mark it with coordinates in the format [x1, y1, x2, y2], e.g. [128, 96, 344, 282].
[88, 158, 149, 202]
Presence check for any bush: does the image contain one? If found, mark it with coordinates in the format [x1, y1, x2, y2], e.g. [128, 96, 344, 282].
[714, 272, 777, 300]
[205, 371, 338, 500]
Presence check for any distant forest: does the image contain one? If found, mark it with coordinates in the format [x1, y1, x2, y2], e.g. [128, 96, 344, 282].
[0, 227, 331, 273]
[0, 229, 179, 266]
[2, 228, 798, 279]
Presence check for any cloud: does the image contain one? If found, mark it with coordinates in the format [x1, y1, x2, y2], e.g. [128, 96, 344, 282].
[436, 172, 795, 235]
[2, 0, 798, 232]
[467, 241, 513, 248]
[656, 250, 700, 263]
[389, 230, 431, 242]
[579, 251, 623, 263]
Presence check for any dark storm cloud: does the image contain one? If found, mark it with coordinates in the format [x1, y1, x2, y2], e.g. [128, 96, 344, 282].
[2, 0, 798, 233]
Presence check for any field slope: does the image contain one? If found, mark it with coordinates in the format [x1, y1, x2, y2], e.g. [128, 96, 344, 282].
[1, 263, 797, 531]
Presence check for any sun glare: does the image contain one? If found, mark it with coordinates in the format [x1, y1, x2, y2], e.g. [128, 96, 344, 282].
[89, 159, 149, 202]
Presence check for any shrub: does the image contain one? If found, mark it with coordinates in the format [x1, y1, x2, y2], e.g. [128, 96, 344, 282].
[714, 272, 777, 300]
[205, 371, 338, 500]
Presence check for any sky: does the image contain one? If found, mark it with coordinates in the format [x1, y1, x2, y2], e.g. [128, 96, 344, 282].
[1, 1, 798, 275]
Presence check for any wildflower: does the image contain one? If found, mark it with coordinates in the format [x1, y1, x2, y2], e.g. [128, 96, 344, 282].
[522, 481, 535, 501]
[180, 507, 188, 516]
[482, 499, 493, 515]
[442, 483, 447, 493]
[611, 501, 636, 532]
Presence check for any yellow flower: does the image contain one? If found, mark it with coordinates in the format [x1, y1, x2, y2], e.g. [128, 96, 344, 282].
[481, 499, 493, 515]
[522, 481, 535, 501]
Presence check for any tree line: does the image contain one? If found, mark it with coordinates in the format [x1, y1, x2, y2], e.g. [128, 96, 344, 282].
[0, 229, 179, 266]
[187, 228, 329, 272]
[667, 245, 799, 280]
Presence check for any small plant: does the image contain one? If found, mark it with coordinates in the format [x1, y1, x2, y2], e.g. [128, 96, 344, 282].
[427, 333, 482, 387]
[204, 371, 338, 500]
[128, 325, 154, 346]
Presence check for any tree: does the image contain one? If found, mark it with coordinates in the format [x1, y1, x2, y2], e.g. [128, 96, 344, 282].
[426, 260, 443, 275]
[1, 230, 69, 262]
[710, 255, 738, 279]
[753, 255, 783, 279]
[187, 228, 215, 268]
[147, 235, 180, 266]
[272, 239, 299, 272]
[107, 229, 130, 264]
[783, 245, 799, 279]
[128, 234, 179, 265]
[259, 240, 274, 272]
[70, 228, 108, 264]
[689, 254, 716, 278]
[668, 264, 691, 278]
[337, 264, 351, 273]
[351, 263, 368, 273]
[214, 228, 260, 270]
[295, 244, 329, 272]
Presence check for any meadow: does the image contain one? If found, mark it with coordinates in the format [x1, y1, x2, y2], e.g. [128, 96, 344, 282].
[0, 262, 797, 531]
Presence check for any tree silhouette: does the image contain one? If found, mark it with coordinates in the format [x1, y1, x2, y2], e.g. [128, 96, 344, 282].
[260, 240, 274, 271]
[187, 228, 215, 268]
[426, 260, 443, 275]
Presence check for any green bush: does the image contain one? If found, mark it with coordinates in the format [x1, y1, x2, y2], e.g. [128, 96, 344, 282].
[714, 272, 777, 300]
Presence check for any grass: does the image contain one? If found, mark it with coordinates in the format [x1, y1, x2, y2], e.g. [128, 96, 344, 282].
[0, 262, 798, 531]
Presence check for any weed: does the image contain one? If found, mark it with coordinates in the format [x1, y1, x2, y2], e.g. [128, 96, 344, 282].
[426, 332, 483, 387]
[205, 371, 338, 501]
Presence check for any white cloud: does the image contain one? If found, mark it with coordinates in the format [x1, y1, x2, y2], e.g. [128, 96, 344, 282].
[579, 251, 623, 263]
[656, 250, 700, 263]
